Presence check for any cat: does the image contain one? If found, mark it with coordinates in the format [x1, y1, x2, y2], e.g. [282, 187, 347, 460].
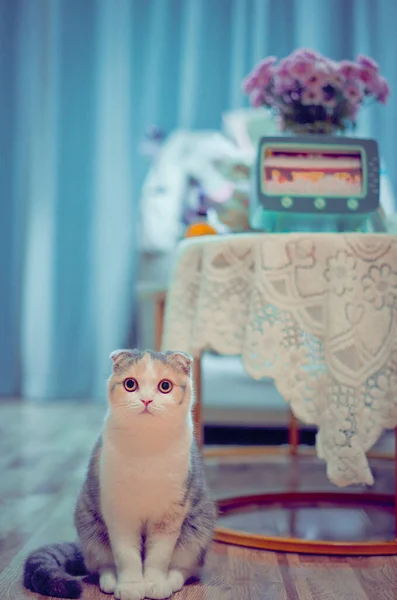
[23, 349, 217, 600]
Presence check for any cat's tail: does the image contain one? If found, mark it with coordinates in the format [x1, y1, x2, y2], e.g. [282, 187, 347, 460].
[23, 542, 87, 598]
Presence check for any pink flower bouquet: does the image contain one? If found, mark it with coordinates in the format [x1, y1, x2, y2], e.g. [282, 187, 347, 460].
[242, 49, 390, 134]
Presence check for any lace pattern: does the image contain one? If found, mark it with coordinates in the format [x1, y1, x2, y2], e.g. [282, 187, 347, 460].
[162, 233, 397, 487]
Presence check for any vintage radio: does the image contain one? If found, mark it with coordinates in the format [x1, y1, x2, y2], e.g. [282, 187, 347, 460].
[250, 136, 381, 232]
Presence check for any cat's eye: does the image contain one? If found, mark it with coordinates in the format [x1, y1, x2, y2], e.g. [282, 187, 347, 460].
[158, 379, 173, 394]
[123, 378, 138, 392]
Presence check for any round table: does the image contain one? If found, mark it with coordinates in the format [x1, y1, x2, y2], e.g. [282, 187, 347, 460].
[160, 232, 397, 554]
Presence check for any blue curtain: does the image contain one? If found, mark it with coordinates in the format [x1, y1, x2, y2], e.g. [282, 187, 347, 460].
[0, 0, 137, 399]
[1, 0, 396, 400]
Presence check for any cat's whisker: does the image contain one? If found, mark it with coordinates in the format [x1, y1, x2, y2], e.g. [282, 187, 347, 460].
[117, 399, 140, 408]
[116, 403, 142, 416]
[151, 403, 167, 411]
[151, 406, 168, 416]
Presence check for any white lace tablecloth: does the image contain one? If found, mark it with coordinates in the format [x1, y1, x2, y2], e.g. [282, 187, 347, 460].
[162, 232, 397, 487]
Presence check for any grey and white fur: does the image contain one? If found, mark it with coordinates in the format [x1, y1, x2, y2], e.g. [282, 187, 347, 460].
[24, 349, 216, 600]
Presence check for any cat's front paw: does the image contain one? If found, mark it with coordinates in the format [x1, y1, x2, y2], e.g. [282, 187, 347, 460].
[145, 570, 173, 599]
[114, 580, 146, 600]
[99, 568, 117, 594]
[167, 569, 185, 593]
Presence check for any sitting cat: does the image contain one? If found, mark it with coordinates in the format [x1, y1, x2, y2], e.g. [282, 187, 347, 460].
[24, 349, 216, 600]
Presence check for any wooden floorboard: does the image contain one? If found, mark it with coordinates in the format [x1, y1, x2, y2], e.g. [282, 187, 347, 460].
[0, 400, 396, 599]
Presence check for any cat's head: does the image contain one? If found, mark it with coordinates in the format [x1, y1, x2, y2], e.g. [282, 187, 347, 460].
[107, 349, 194, 425]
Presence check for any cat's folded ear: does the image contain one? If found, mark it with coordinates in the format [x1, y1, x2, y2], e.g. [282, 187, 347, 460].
[110, 349, 140, 371]
[165, 351, 193, 375]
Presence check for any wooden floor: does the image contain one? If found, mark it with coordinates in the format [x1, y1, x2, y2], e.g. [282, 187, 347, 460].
[1, 400, 397, 600]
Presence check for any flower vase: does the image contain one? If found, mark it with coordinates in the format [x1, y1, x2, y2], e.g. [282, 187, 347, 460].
[284, 121, 341, 136]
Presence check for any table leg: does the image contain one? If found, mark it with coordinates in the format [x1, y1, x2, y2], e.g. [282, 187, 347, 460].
[153, 291, 202, 446]
[395, 427, 397, 540]
[288, 410, 299, 455]
[154, 293, 166, 352]
[193, 357, 202, 448]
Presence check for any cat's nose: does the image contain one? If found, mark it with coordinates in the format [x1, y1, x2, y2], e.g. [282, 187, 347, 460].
[141, 399, 153, 407]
